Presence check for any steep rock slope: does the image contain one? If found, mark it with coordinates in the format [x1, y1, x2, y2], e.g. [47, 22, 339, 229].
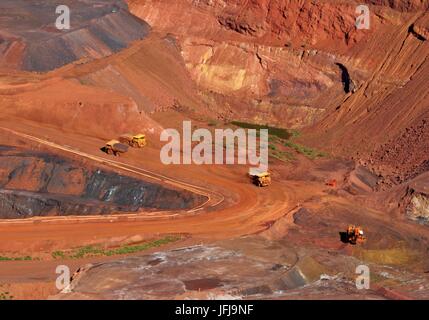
[0, 0, 150, 72]
[310, 11, 429, 183]
[127, 0, 394, 128]
[0, 75, 161, 139]
[0, 146, 205, 218]
[129, 0, 429, 184]
[0, 2, 210, 140]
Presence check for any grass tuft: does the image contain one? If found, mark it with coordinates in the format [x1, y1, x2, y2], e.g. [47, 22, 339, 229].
[51, 236, 181, 260]
[284, 141, 327, 160]
[221, 120, 329, 161]
[0, 255, 33, 261]
[230, 121, 292, 140]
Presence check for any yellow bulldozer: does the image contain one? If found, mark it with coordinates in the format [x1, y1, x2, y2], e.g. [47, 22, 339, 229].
[345, 225, 366, 245]
[119, 133, 147, 148]
[249, 171, 271, 187]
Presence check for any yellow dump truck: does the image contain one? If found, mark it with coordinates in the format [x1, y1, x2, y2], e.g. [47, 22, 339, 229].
[104, 140, 129, 156]
[249, 171, 271, 187]
[119, 133, 147, 148]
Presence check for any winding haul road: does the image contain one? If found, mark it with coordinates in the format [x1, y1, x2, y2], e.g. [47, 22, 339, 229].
[0, 126, 224, 224]
[0, 123, 295, 251]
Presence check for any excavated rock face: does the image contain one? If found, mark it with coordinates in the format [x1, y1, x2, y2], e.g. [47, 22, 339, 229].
[2, 0, 425, 180]
[406, 192, 429, 224]
[367, 119, 429, 186]
[129, 0, 364, 49]
[398, 173, 429, 224]
[364, 0, 429, 11]
[128, 1, 428, 183]
[0, 0, 426, 188]
[128, 0, 372, 128]
[0, 0, 150, 71]
[0, 146, 206, 218]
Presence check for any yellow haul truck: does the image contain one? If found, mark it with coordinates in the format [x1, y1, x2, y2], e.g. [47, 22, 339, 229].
[103, 140, 129, 157]
[119, 133, 147, 148]
[249, 171, 271, 187]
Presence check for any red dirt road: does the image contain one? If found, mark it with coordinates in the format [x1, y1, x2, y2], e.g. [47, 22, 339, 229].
[0, 117, 304, 253]
[1, 117, 428, 300]
[0, 116, 311, 299]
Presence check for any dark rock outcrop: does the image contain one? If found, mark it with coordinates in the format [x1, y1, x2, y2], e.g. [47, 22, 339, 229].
[0, 146, 206, 218]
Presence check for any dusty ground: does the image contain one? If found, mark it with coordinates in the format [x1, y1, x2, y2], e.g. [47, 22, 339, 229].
[0, 0, 428, 300]
[0, 114, 428, 300]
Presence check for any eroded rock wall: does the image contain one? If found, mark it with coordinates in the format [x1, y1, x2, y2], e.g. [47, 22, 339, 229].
[0, 146, 206, 218]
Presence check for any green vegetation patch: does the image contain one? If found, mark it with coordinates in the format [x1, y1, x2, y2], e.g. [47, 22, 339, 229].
[230, 121, 328, 161]
[270, 149, 296, 162]
[230, 121, 292, 140]
[0, 255, 33, 261]
[52, 236, 181, 260]
[284, 141, 327, 160]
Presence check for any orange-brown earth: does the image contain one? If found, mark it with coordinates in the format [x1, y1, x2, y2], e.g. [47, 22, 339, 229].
[129, 0, 429, 181]
[0, 0, 428, 300]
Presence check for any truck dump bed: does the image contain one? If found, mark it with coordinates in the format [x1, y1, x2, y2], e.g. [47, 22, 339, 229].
[112, 143, 129, 153]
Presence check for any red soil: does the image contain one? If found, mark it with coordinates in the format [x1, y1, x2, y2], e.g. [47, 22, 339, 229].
[0, 0, 428, 300]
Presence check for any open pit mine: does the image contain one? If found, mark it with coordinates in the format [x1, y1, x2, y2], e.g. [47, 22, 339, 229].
[0, 0, 428, 304]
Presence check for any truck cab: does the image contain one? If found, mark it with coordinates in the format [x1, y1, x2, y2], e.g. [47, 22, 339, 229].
[120, 133, 146, 148]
